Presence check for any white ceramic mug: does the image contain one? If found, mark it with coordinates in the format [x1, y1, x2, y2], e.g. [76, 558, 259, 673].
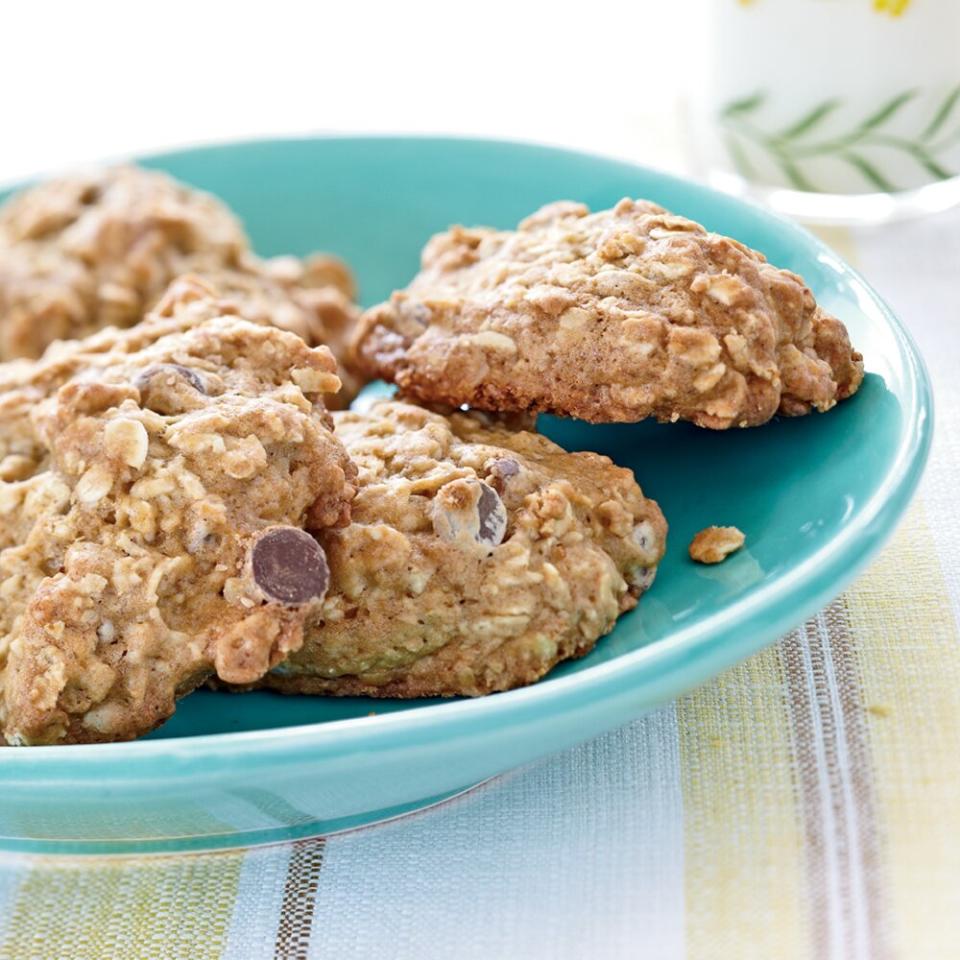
[689, 0, 960, 222]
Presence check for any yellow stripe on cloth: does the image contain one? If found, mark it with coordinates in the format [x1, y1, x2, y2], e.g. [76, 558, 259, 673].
[678, 648, 808, 960]
[678, 206, 879, 960]
[845, 502, 960, 960]
[0, 851, 243, 960]
[0, 801, 235, 848]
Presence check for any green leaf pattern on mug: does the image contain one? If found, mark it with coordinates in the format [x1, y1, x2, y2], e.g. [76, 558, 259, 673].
[719, 85, 960, 192]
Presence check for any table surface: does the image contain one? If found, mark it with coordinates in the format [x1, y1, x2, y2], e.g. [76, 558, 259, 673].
[0, 4, 958, 959]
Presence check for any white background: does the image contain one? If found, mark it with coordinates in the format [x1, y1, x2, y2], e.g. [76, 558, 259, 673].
[0, 1, 689, 184]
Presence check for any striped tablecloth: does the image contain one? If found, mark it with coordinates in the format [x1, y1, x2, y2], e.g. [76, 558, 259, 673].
[0, 210, 956, 960]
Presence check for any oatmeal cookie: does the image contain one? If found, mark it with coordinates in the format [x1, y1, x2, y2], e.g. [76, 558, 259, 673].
[0, 165, 245, 357]
[0, 277, 221, 480]
[200, 257, 363, 406]
[0, 274, 360, 480]
[353, 198, 863, 428]
[0, 313, 356, 744]
[260, 399, 666, 699]
[0, 166, 364, 402]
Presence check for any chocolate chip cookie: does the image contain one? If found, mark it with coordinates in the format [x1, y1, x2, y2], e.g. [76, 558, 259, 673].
[353, 198, 863, 428]
[0, 166, 364, 403]
[261, 399, 666, 699]
[0, 274, 357, 482]
[0, 310, 356, 744]
[200, 256, 364, 407]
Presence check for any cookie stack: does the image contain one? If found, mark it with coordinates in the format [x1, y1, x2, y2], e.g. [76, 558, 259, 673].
[0, 168, 861, 744]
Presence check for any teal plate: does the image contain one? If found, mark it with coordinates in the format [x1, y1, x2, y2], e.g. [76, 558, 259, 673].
[0, 138, 932, 854]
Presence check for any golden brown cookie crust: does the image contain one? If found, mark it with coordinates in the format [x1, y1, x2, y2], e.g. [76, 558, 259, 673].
[0, 277, 228, 481]
[262, 399, 667, 699]
[0, 274, 360, 482]
[353, 198, 863, 429]
[0, 166, 246, 358]
[0, 166, 366, 402]
[202, 258, 363, 408]
[0, 305, 356, 744]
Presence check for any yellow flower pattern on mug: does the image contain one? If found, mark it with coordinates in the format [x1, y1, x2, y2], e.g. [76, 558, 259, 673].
[737, 0, 913, 13]
[873, 0, 912, 15]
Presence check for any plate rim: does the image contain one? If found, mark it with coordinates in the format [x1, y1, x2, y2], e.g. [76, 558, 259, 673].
[0, 134, 933, 777]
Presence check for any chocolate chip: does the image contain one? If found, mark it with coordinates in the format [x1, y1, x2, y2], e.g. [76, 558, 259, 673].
[628, 565, 657, 594]
[486, 457, 521, 494]
[476, 482, 507, 546]
[432, 478, 507, 548]
[133, 363, 207, 395]
[251, 527, 329, 605]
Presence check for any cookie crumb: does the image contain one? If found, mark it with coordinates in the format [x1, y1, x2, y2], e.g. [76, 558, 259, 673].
[689, 525, 745, 564]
